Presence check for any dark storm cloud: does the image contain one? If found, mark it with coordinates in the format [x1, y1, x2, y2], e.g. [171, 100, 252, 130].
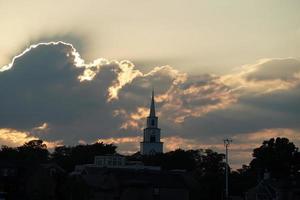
[181, 58, 300, 141]
[113, 68, 236, 138]
[183, 95, 299, 141]
[0, 42, 236, 144]
[0, 43, 83, 129]
[0, 43, 125, 144]
[0, 43, 300, 154]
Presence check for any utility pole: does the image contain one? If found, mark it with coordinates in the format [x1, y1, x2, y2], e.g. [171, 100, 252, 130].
[224, 138, 232, 200]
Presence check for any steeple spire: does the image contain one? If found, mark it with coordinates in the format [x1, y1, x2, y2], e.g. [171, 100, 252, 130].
[149, 89, 156, 117]
[141, 89, 163, 155]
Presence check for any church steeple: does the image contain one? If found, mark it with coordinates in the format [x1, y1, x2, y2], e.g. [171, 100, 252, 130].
[149, 89, 156, 117]
[140, 90, 163, 155]
[147, 89, 158, 128]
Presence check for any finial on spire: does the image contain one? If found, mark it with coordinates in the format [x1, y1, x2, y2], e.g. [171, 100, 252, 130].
[149, 88, 156, 117]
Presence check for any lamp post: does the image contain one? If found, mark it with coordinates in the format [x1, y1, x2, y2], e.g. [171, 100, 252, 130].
[224, 139, 232, 200]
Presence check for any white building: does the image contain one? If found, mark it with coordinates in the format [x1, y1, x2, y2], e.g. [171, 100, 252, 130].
[92, 155, 160, 170]
[94, 154, 126, 168]
[140, 90, 163, 155]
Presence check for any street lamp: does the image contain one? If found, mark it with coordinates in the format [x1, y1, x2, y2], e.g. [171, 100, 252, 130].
[224, 138, 232, 200]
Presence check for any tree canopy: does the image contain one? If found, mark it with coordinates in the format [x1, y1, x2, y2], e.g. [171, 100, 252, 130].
[250, 137, 300, 178]
[0, 140, 117, 171]
[51, 142, 117, 171]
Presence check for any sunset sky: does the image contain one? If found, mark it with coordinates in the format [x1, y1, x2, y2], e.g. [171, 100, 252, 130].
[1, 0, 300, 169]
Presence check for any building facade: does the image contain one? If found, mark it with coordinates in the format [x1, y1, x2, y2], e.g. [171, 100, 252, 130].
[140, 90, 163, 155]
[94, 154, 126, 168]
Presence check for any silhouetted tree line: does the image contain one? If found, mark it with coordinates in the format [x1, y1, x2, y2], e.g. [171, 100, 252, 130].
[0, 141, 117, 199]
[0, 137, 300, 199]
[0, 140, 117, 172]
[51, 142, 116, 172]
[129, 137, 300, 199]
[136, 149, 226, 199]
[1, 140, 49, 164]
[230, 137, 300, 197]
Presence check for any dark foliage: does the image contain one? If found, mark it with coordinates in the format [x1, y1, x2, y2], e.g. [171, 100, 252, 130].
[229, 165, 256, 196]
[230, 137, 300, 197]
[1, 137, 299, 200]
[0, 140, 49, 164]
[51, 142, 117, 172]
[250, 137, 300, 178]
[0, 140, 117, 199]
[142, 149, 201, 171]
[141, 148, 226, 200]
[194, 149, 225, 200]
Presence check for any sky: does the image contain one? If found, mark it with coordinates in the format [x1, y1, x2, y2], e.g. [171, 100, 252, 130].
[0, 0, 300, 169]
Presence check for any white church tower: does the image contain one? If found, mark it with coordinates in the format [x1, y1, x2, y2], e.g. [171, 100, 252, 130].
[140, 90, 163, 155]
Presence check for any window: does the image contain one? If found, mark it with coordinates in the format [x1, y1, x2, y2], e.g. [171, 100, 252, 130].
[153, 188, 160, 195]
[97, 160, 103, 166]
[150, 135, 156, 142]
[149, 149, 156, 155]
[151, 119, 155, 126]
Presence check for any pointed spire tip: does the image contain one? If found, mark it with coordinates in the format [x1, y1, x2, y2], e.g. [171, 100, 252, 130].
[149, 89, 156, 117]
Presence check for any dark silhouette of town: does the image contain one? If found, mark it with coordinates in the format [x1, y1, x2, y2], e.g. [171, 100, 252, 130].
[1, 93, 300, 200]
[0, 137, 300, 200]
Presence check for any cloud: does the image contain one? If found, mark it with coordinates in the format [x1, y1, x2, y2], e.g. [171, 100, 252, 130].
[221, 58, 300, 94]
[107, 61, 142, 102]
[0, 128, 62, 149]
[158, 75, 237, 123]
[113, 107, 149, 130]
[177, 58, 300, 141]
[115, 68, 236, 129]
[33, 123, 49, 131]
[1, 41, 300, 169]
[0, 42, 120, 143]
[0, 128, 38, 147]
[1, 42, 210, 143]
[1, 41, 82, 72]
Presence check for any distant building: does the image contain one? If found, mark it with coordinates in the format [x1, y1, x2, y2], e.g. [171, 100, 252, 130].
[25, 163, 66, 200]
[68, 167, 191, 200]
[94, 154, 126, 168]
[0, 161, 66, 200]
[0, 161, 18, 178]
[92, 154, 161, 170]
[245, 172, 300, 200]
[140, 90, 163, 155]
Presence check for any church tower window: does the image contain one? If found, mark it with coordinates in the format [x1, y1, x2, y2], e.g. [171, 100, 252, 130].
[151, 119, 155, 126]
[150, 135, 156, 142]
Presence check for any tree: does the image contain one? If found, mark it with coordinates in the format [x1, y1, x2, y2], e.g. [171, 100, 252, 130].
[199, 149, 225, 175]
[51, 142, 117, 172]
[0, 145, 18, 161]
[162, 149, 201, 170]
[195, 149, 225, 200]
[229, 165, 256, 197]
[250, 137, 299, 178]
[141, 149, 201, 171]
[141, 149, 226, 200]
[17, 139, 49, 163]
